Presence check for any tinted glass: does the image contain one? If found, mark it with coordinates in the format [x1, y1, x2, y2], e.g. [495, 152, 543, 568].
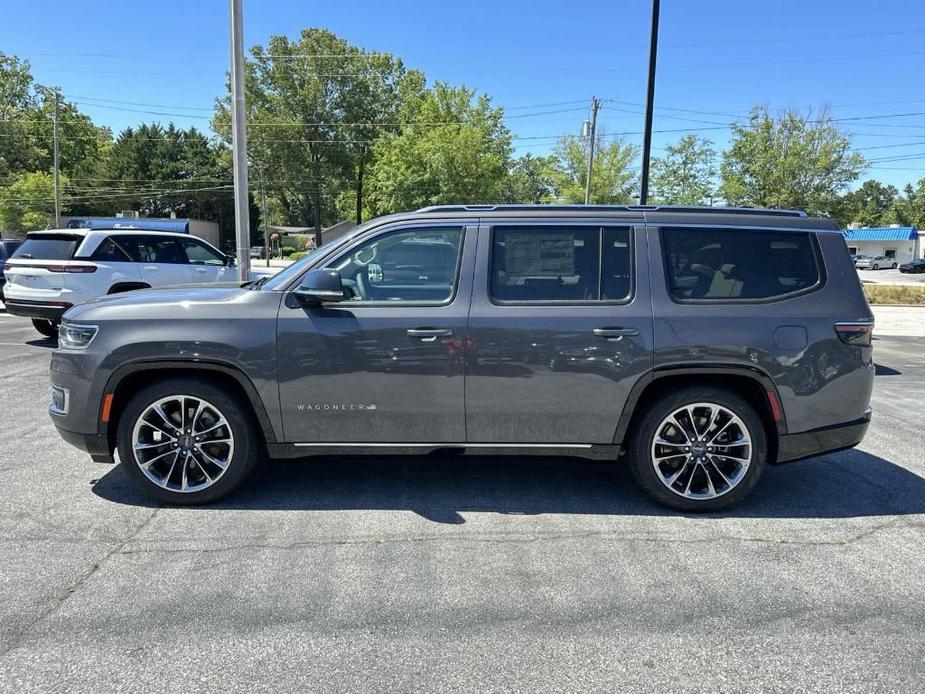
[491, 226, 632, 302]
[180, 239, 224, 265]
[121, 236, 186, 264]
[328, 227, 462, 303]
[12, 235, 81, 260]
[90, 237, 133, 262]
[662, 227, 820, 300]
[601, 227, 632, 300]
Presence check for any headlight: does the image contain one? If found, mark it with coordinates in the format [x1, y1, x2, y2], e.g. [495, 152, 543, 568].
[58, 323, 98, 350]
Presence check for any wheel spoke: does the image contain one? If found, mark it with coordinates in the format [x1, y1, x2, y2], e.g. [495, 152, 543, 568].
[654, 437, 687, 448]
[665, 459, 692, 487]
[191, 452, 214, 481]
[669, 415, 692, 442]
[181, 453, 190, 491]
[139, 448, 178, 470]
[135, 440, 175, 450]
[706, 458, 733, 487]
[197, 447, 229, 470]
[196, 420, 228, 439]
[687, 406, 701, 440]
[163, 451, 180, 487]
[702, 463, 717, 496]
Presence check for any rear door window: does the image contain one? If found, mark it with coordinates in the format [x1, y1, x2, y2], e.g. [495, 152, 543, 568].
[11, 234, 81, 260]
[120, 235, 187, 264]
[661, 227, 821, 301]
[490, 226, 633, 302]
[89, 236, 133, 262]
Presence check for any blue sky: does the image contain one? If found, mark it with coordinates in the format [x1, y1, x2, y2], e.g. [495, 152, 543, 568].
[3, 0, 925, 190]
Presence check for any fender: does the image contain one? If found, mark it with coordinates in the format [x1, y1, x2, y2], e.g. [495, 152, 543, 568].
[612, 364, 787, 446]
[101, 358, 279, 445]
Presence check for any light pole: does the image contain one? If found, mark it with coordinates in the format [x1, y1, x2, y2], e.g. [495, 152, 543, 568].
[638, 0, 660, 205]
[229, 0, 251, 281]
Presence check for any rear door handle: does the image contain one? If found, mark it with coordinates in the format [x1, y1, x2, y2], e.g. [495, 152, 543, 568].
[194, 267, 209, 273]
[593, 327, 640, 338]
[407, 328, 454, 342]
[142, 266, 158, 271]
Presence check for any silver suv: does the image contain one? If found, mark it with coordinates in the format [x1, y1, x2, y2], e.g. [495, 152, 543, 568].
[47, 205, 874, 511]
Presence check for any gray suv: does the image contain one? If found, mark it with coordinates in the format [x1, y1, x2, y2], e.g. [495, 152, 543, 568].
[48, 205, 874, 511]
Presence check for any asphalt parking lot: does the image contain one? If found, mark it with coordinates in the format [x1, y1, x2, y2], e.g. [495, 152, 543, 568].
[0, 308, 923, 693]
[857, 267, 925, 284]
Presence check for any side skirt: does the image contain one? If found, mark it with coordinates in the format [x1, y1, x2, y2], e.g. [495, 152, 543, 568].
[266, 442, 621, 460]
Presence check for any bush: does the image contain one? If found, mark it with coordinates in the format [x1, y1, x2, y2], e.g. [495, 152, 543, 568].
[864, 284, 925, 305]
[289, 251, 308, 261]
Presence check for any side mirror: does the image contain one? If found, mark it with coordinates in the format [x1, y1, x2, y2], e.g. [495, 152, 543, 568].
[224, 254, 236, 266]
[293, 268, 345, 305]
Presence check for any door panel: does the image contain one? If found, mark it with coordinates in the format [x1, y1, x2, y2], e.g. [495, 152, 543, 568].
[277, 224, 477, 443]
[465, 223, 654, 444]
[123, 235, 193, 286]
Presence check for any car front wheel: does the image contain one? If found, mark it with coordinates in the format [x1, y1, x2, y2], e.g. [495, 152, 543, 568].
[628, 386, 767, 511]
[116, 377, 260, 504]
[32, 318, 58, 338]
[891, 262, 898, 269]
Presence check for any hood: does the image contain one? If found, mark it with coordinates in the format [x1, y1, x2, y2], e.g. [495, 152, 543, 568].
[63, 284, 258, 322]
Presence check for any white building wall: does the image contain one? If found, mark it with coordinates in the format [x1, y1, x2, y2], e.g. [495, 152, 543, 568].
[844, 238, 918, 264]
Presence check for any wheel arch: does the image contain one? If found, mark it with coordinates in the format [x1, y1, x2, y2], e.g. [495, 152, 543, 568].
[107, 282, 151, 295]
[613, 366, 784, 463]
[102, 360, 278, 455]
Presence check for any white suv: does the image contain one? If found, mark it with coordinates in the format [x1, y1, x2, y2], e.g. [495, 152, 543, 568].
[3, 229, 242, 337]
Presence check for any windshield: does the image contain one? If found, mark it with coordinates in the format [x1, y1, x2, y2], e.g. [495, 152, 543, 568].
[12, 234, 82, 260]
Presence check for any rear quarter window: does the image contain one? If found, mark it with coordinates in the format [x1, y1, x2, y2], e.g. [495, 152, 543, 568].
[11, 234, 81, 261]
[661, 227, 821, 301]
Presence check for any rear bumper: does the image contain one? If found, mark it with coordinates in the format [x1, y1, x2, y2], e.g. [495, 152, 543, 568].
[776, 410, 871, 464]
[4, 299, 70, 321]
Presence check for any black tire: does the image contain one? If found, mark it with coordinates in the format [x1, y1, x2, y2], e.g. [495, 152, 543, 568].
[891, 262, 897, 269]
[116, 377, 260, 505]
[32, 318, 58, 338]
[627, 386, 767, 512]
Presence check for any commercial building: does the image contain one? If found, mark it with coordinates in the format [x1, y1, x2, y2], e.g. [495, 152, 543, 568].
[842, 225, 921, 264]
[62, 215, 221, 248]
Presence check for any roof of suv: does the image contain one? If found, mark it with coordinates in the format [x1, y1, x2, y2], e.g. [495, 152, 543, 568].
[25, 228, 194, 239]
[396, 204, 842, 232]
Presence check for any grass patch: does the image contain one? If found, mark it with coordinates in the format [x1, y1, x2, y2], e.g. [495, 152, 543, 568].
[864, 284, 925, 305]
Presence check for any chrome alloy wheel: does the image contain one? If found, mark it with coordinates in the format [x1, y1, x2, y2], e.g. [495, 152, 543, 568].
[650, 402, 752, 500]
[131, 395, 235, 493]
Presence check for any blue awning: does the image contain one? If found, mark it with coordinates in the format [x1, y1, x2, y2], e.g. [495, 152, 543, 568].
[843, 227, 917, 241]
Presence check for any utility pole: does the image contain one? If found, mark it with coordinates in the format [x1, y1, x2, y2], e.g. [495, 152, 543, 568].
[258, 166, 270, 268]
[639, 0, 661, 205]
[583, 97, 600, 205]
[229, 0, 251, 281]
[52, 90, 61, 227]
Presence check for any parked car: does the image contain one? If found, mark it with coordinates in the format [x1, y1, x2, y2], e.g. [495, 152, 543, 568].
[48, 205, 873, 511]
[855, 255, 896, 270]
[3, 229, 239, 337]
[249, 246, 265, 260]
[898, 258, 925, 274]
[0, 238, 22, 303]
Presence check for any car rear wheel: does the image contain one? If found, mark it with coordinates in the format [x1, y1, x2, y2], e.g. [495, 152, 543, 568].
[891, 262, 898, 269]
[628, 386, 767, 511]
[31, 318, 58, 338]
[116, 377, 260, 505]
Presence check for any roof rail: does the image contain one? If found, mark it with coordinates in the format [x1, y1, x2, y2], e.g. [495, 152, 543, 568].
[414, 204, 808, 218]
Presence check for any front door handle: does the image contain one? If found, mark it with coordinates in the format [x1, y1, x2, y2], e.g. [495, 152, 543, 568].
[142, 266, 158, 272]
[593, 327, 640, 338]
[407, 328, 453, 342]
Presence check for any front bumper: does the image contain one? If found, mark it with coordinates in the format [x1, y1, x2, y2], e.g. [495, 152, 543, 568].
[776, 410, 871, 464]
[53, 424, 114, 463]
[4, 299, 71, 321]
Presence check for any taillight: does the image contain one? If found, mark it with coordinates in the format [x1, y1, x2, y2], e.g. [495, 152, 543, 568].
[46, 264, 97, 273]
[835, 321, 874, 346]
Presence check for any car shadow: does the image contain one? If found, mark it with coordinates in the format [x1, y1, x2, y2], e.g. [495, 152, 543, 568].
[874, 363, 902, 376]
[91, 447, 925, 521]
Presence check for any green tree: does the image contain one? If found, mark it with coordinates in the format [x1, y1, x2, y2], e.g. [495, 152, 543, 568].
[720, 106, 865, 215]
[0, 54, 109, 188]
[552, 133, 638, 203]
[504, 153, 559, 203]
[213, 29, 408, 244]
[650, 135, 717, 205]
[887, 179, 925, 229]
[363, 82, 513, 215]
[0, 171, 67, 233]
[836, 179, 898, 227]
